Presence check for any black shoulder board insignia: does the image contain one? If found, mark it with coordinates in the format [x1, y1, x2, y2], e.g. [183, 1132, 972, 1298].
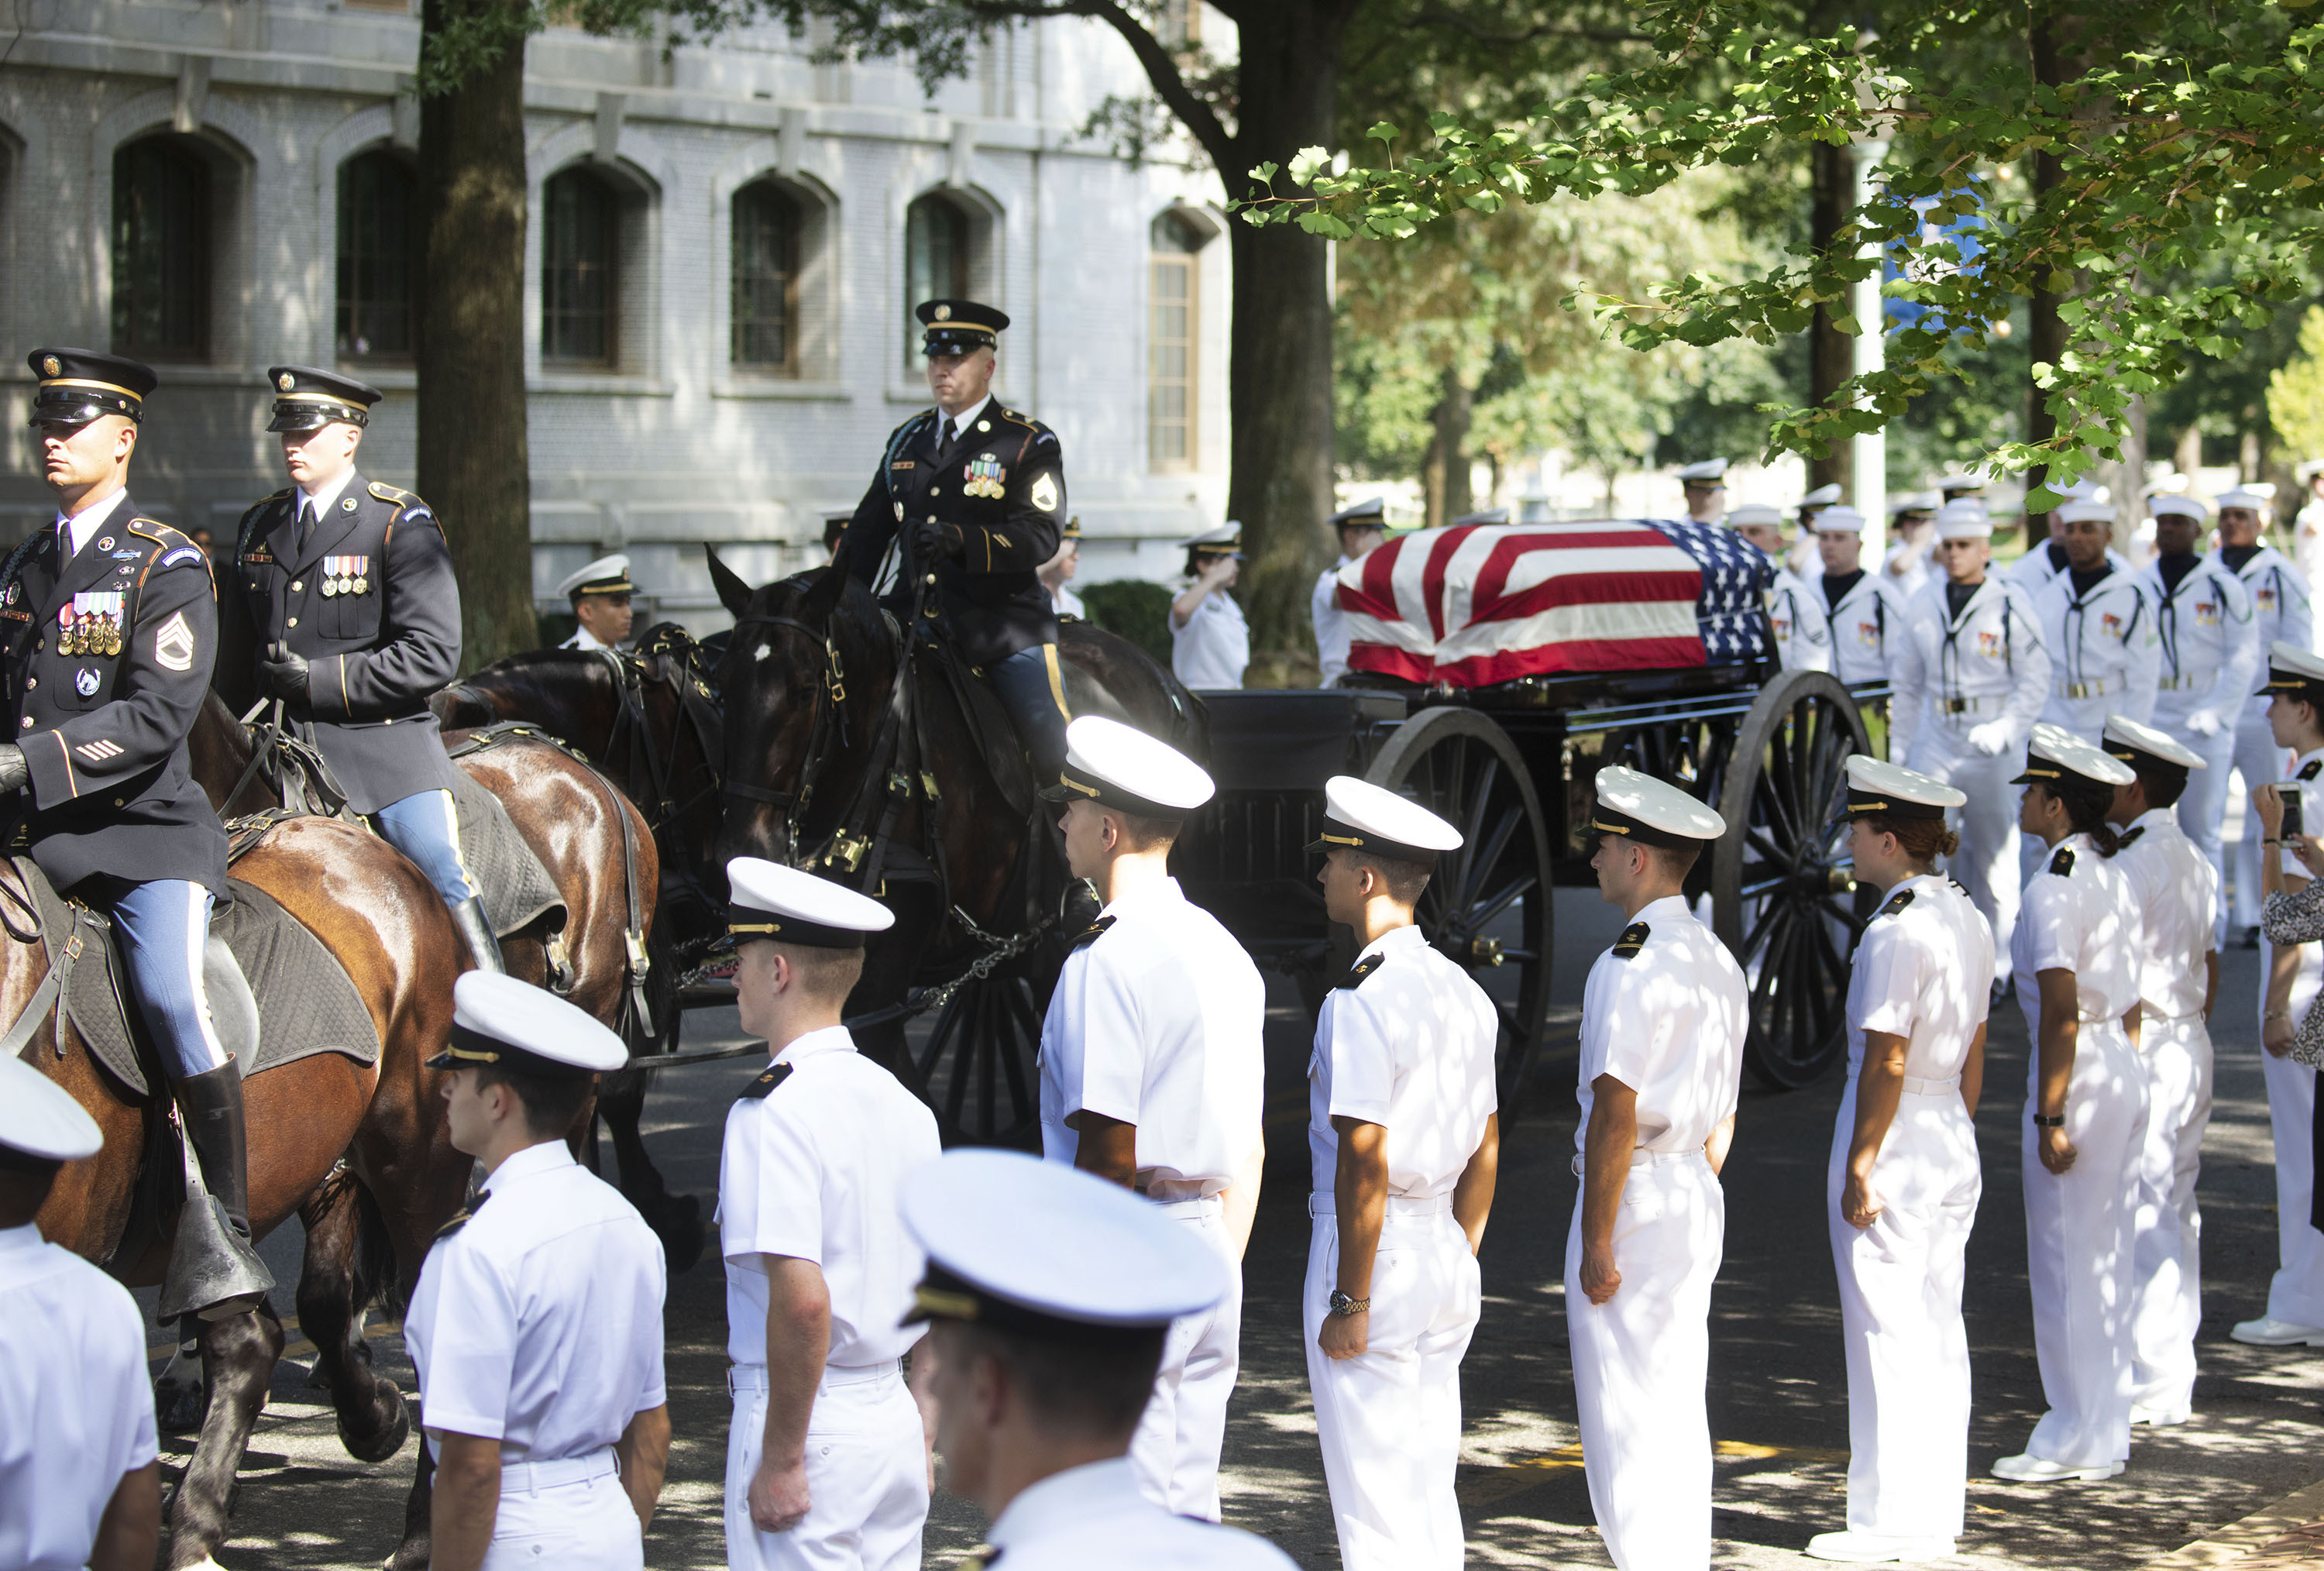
[956, 1547, 1002, 1569]
[1333, 953, 1385, 990]
[1071, 915, 1116, 951]
[2302, 758, 2322, 782]
[1611, 921, 1649, 958]
[1948, 876, 1972, 896]
[2049, 846, 2076, 877]
[1877, 889, 1915, 918]
[433, 1188, 490, 1240]
[2117, 825, 2145, 847]
[739, 1061, 793, 1101]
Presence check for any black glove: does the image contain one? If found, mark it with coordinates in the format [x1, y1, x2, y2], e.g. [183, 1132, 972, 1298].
[915, 518, 967, 564]
[260, 641, 310, 700]
[0, 744, 26, 793]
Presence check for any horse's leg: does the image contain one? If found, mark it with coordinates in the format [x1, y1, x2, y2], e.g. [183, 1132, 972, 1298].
[596, 1064, 704, 1274]
[850, 880, 944, 1078]
[167, 1298, 286, 1570]
[295, 1169, 409, 1464]
[386, 1440, 435, 1571]
[155, 1318, 207, 1431]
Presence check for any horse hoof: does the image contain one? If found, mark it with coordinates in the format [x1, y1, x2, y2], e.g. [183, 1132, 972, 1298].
[304, 1356, 332, 1391]
[338, 1383, 410, 1464]
[655, 1208, 706, 1277]
[155, 1377, 207, 1433]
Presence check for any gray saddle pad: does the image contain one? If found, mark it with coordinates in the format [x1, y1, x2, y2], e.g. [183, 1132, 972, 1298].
[450, 762, 566, 939]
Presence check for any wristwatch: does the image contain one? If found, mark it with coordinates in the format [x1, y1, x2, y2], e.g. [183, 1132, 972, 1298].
[2031, 1112, 2065, 1129]
[1328, 1288, 1370, 1317]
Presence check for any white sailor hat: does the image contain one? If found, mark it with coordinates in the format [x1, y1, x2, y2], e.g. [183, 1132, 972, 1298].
[2263, 641, 2324, 698]
[0, 1053, 102, 1163]
[426, 971, 629, 1080]
[726, 858, 896, 949]
[1799, 483, 1843, 510]
[1935, 471, 1986, 494]
[901, 1148, 1227, 1335]
[1040, 715, 1215, 820]
[1935, 498, 1992, 538]
[2102, 714, 2207, 776]
[1449, 507, 1510, 527]
[1813, 504, 1867, 534]
[2149, 493, 2209, 521]
[1891, 490, 1940, 517]
[2216, 486, 2271, 513]
[2053, 476, 2106, 504]
[1676, 458, 1729, 485]
[1329, 497, 1387, 528]
[1723, 503, 1786, 530]
[1843, 754, 1965, 820]
[2055, 499, 2113, 525]
[1308, 775, 1463, 865]
[2301, 459, 2324, 483]
[1178, 522, 1243, 554]
[2013, 722, 2136, 789]
[1590, 765, 1726, 848]
[556, 553, 634, 600]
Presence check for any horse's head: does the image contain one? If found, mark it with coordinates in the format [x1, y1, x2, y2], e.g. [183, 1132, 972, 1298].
[709, 545, 892, 868]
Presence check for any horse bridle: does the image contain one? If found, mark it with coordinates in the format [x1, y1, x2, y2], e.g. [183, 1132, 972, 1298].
[721, 612, 853, 853]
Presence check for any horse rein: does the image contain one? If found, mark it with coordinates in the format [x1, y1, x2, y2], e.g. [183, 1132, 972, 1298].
[720, 612, 854, 847]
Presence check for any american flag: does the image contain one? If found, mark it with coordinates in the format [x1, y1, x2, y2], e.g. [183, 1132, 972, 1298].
[1339, 518, 1774, 686]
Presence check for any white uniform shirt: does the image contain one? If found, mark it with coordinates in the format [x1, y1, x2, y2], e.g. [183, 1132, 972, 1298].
[1767, 565, 1834, 673]
[2138, 555, 2259, 733]
[1575, 893, 1748, 1155]
[1171, 592, 1250, 690]
[54, 487, 133, 561]
[2298, 499, 2324, 589]
[2010, 834, 2141, 1026]
[1039, 876, 1265, 1199]
[2279, 747, 2324, 878]
[1847, 874, 1993, 1081]
[720, 1026, 941, 1368]
[1819, 569, 1911, 686]
[1307, 923, 1497, 1201]
[2234, 547, 2314, 717]
[405, 1141, 667, 1461]
[0, 1222, 158, 1571]
[1312, 558, 1354, 686]
[1053, 584, 1088, 620]
[1888, 576, 2051, 765]
[1884, 537, 1934, 603]
[2031, 564, 2160, 741]
[2113, 808, 2218, 1019]
[983, 1457, 1298, 1570]
[559, 624, 614, 652]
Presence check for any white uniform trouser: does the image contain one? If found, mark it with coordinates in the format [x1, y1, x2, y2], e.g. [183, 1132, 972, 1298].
[1906, 721, 2024, 982]
[724, 1363, 926, 1571]
[1129, 1198, 1242, 1521]
[2257, 940, 2324, 1325]
[484, 1450, 642, 1571]
[1302, 1195, 1480, 1571]
[1566, 1150, 1724, 1571]
[1826, 1075, 1980, 1542]
[2171, 723, 2242, 936]
[2131, 1013, 2215, 1412]
[2020, 1019, 2147, 1468]
[2231, 712, 2291, 931]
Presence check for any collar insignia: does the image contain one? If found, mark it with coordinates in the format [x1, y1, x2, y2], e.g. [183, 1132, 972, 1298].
[1877, 889, 1915, 918]
[2049, 846, 2076, 877]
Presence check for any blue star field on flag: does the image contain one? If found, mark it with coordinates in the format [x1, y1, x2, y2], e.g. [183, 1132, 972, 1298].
[1639, 519, 1776, 664]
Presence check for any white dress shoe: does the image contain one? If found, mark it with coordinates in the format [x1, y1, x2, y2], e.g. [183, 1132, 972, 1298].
[1804, 1529, 1958, 1562]
[2130, 1401, 2190, 1426]
[1992, 1452, 2124, 1483]
[2230, 1315, 2324, 1346]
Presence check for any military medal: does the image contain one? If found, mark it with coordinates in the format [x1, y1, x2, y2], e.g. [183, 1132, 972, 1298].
[352, 575, 368, 595]
[67, 593, 124, 658]
[321, 577, 337, 597]
[74, 669, 98, 697]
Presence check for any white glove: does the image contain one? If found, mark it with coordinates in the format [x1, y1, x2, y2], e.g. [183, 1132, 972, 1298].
[2186, 706, 2224, 737]
[1966, 721, 2012, 757]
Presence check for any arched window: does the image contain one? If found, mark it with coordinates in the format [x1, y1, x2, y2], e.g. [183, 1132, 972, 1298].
[904, 193, 971, 366]
[337, 150, 418, 359]
[112, 137, 210, 361]
[731, 179, 800, 372]
[1148, 211, 1207, 473]
[543, 167, 619, 366]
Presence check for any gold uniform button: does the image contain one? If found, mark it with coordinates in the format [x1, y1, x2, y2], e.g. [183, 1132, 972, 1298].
[931, 487, 941, 497]
[17, 718, 29, 729]
[291, 580, 302, 591]
[24, 678, 34, 689]
[113, 798, 122, 807]
[287, 617, 298, 627]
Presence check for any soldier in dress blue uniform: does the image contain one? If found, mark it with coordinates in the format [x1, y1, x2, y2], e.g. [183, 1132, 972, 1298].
[232, 366, 500, 973]
[0, 348, 266, 1314]
[836, 300, 1073, 775]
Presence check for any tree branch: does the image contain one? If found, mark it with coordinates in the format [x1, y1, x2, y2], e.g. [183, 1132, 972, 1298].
[956, 0, 1237, 170]
[1402, 3, 1650, 47]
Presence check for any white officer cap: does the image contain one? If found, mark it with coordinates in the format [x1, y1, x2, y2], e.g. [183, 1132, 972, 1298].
[2014, 723, 2136, 789]
[1449, 507, 1510, 526]
[1891, 490, 1940, 517]
[555, 553, 634, 600]
[2301, 459, 2324, 483]
[1328, 497, 1387, 529]
[2264, 641, 2324, 699]
[1935, 471, 1986, 493]
[427, 971, 629, 1079]
[2102, 714, 2207, 774]
[1591, 765, 1726, 847]
[1676, 458, 1729, 484]
[1723, 503, 1786, 530]
[1309, 775, 1463, 865]
[1843, 754, 1965, 820]
[1813, 504, 1867, 534]
[2055, 499, 2114, 525]
[1798, 483, 1843, 510]
[726, 858, 896, 949]
[2216, 486, 2271, 513]
[1040, 715, 1215, 819]
[2150, 493, 2209, 522]
[1177, 522, 1243, 553]
[901, 1148, 1227, 1333]
[1935, 498, 1992, 539]
[0, 1053, 102, 1163]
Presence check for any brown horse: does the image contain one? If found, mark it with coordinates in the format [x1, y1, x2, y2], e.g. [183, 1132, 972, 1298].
[18, 816, 470, 1570]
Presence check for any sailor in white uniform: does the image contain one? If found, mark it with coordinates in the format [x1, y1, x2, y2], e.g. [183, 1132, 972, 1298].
[1038, 715, 1267, 1518]
[1812, 504, 1911, 686]
[1883, 493, 1939, 603]
[1676, 457, 1728, 524]
[1788, 481, 1841, 579]
[1568, 767, 1747, 1570]
[1171, 524, 1250, 691]
[1304, 777, 1501, 1571]
[556, 553, 636, 652]
[2297, 462, 2324, 589]
[0, 1055, 160, 1571]
[2221, 488, 2313, 944]
[2099, 717, 2219, 1427]
[404, 973, 669, 1571]
[1996, 726, 2147, 1483]
[901, 1149, 1298, 1570]
[717, 860, 943, 1571]
[1041, 517, 1087, 620]
[2141, 493, 2260, 914]
[1728, 502, 1833, 672]
[1889, 500, 2051, 986]
[1808, 758, 1991, 1566]
[2030, 499, 2159, 745]
[1315, 499, 1388, 686]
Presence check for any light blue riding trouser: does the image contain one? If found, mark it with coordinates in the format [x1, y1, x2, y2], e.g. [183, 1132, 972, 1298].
[102, 878, 227, 1081]
[372, 788, 480, 907]
[989, 642, 1073, 779]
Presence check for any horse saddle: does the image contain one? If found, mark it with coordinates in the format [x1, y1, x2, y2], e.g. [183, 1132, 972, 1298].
[443, 724, 575, 939]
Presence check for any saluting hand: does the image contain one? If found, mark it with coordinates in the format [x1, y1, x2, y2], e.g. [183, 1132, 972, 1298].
[1580, 1242, 1622, 1306]
[749, 1454, 812, 1535]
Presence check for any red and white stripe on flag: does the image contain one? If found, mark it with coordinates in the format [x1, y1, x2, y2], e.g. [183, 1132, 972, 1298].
[1338, 521, 1706, 686]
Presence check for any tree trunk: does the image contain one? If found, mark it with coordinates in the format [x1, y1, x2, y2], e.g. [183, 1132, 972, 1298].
[1422, 366, 1473, 528]
[1808, 139, 1855, 498]
[416, 0, 537, 669]
[2025, 12, 2072, 499]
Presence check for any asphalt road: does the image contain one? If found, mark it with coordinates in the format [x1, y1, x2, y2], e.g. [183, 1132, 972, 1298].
[159, 882, 2324, 1569]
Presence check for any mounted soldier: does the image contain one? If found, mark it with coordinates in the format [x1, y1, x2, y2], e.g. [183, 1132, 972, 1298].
[231, 365, 501, 974]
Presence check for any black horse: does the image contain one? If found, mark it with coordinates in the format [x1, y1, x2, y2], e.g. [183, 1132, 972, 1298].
[708, 548, 1204, 1143]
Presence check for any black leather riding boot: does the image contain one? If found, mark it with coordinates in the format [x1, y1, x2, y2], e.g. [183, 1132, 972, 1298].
[450, 896, 506, 974]
[167, 1061, 273, 1321]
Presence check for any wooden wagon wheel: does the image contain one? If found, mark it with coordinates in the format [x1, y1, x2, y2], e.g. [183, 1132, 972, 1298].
[1712, 667, 1872, 1089]
[1366, 706, 1556, 1113]
[902, 944, 1052, 1150]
